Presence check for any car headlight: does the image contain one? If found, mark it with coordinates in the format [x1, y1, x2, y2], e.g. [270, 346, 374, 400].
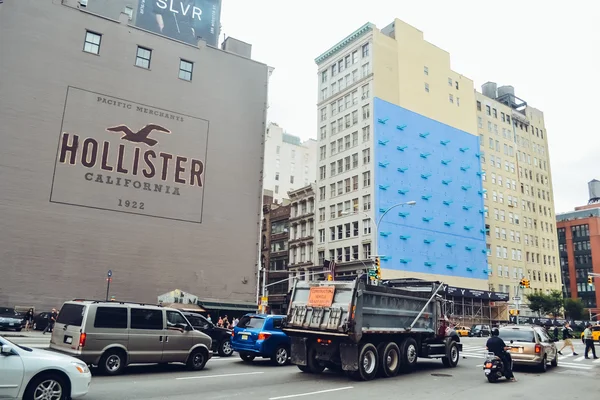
[71, 361, 89, 374]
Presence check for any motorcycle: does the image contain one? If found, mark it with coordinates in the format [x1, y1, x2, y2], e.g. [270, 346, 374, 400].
[483, 352, 512, 383]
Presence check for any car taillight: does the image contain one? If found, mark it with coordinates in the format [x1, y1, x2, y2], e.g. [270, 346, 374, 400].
[79, 333, 87, 348]
[317, 338, 332, 345]
[258, 332, 271, 340]
[535, 344, 541, 354]
[231, 331, 235, 337]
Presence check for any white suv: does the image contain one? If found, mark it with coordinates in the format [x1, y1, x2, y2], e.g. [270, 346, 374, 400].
[0, 336, 91, 399]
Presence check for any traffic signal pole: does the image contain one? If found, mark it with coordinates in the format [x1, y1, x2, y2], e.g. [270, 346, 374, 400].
[516, 284, 520, 325]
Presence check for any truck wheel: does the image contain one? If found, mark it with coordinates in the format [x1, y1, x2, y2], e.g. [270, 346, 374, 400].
[354, 343, 379, 381]
[306, 346, 326, 373]
[379, 342, 400, 377]
[399, 338, 418, 372]
[442, 341, 459, 368]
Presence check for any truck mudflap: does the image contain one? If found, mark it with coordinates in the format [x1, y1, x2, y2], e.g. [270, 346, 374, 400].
[340, 342, 359, 371]
[291, 337, 308, 366]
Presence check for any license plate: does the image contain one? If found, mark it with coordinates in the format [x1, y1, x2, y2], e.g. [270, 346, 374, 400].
[241, 334, 249, 340]
[484, 369, 491, 374]
[65, 337, 73, 344]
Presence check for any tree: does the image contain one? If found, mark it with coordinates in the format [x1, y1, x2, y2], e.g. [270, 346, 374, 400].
[526, 293, 547, 317]
[564, 298, 586, 320]
[525, 290, 564, 318]
[545, 290, 564, 320]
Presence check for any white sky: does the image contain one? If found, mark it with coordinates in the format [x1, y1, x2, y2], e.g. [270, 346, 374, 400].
[220, 0, 600, 213]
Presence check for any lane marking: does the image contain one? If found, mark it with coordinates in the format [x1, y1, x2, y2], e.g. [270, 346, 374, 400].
[176, 371, 264, 380]
[558, 364, 592, 370]
[573, 356, 585, 362]
[268, 386, 354, 400]
[594, 358, 600, 364]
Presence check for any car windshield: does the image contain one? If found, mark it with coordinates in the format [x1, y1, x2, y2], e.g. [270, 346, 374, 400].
[238, 316, 264, 329]
[499, 328, 535, 343]
[1, 336, 33, 352]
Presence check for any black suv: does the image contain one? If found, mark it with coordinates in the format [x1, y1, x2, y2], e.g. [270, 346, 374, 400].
[183, 312, 234, 357]
[470, 324, 491, 337]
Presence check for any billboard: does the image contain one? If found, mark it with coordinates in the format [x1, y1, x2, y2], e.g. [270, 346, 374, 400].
[50, 87, 209, 223]
[136, 0, 222, 46]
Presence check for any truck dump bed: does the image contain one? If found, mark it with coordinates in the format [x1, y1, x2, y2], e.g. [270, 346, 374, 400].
[285, 278, 443, 342]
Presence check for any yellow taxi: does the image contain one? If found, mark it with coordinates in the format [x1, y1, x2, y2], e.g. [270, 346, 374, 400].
[454, 325, 471, 337]
[580, 325, 600, 342]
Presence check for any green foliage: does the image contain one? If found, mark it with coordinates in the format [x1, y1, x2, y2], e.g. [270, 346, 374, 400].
[525, 290, 564, 318]
[563, 298, 586, 320]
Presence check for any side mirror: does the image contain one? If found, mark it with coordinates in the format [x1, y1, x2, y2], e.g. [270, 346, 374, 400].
[1, 345, 14, 356]
[175, 323, 188, 331]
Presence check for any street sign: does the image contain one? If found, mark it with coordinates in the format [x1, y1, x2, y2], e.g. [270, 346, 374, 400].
[107, 270, 112, 278]
[368, 269, 377, 277]
[260, 297, 268, 306]
[512, 296, 521, 301]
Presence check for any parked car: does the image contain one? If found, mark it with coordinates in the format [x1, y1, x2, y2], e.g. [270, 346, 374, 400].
[231, 314, 290, 366]
[0, 335, 91, 399]
[49, 300, 212, 375]
[182, 312, 234, 357]
[470, 324, 491, 337]
[498, 325, 558, 372]
[32, 311, 52, 331]
[453, 325, 471, 337]
[0, 307, 24, 332]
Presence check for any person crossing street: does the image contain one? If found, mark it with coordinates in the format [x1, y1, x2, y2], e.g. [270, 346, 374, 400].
[583, 323, 598, 359]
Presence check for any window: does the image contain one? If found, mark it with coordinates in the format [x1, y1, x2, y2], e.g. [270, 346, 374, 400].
[363, 243, 371, 259]
[362, 43, 370, 57]
[274, 185, 279, 194]
[352, 131, 358, 146]
[290, 176, 294, 184]
[319, 166, 326, 180]
[131, 308, 163, 330]
[363, 195, 371, 211]
[319, 186, 325, 201]
[424, 66, 429, 75]
[493, 109, 497, 118]
[477, 101, 482, 111]
[320, 126, 327, 140]
[320, 108, 327, 122]
[424, 82, 430, 92]
[486, 105, 491, 116]
[362, 104, 370, 120]
[94, 307, 127, 329]
[449, 94, 454, 103]
[319, 145, 326, 160]
[352, 175, 359, 190]
[135, 46, 152, 69]
[275, 172, 279, 181]
[362, 148, 371, 164]
[321, 70, 327, 83]
[363, 171, 371, 187]
[362, 126, 370, 142]
[448, 78, 453, 86]
[319, 207, 325, 222]
[83, 31, 102, 54]
[179, 59, 194, 81]
[352, 153, 359, 168]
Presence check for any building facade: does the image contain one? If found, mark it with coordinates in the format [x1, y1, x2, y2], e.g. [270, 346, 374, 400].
[0, 0, 268, 309]
[287, 185, 317, 280]
[260, 195, 291, 314]
[263, 122, 317, 202]
[314, 19, 487, 290]
[477, 84, 562, 316]
[556, 181, 600, 310]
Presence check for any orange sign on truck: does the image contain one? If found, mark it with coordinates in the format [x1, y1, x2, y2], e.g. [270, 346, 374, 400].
[307, 286, 335, 307]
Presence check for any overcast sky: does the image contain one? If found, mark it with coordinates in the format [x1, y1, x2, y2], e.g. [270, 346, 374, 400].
[220, 0, 599, 213]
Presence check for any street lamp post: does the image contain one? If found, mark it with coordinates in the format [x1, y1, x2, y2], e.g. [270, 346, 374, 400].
[370, 201, 416, 259]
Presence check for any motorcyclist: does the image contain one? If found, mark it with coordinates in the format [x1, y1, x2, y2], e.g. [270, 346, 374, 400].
[485, 328, 517, 382]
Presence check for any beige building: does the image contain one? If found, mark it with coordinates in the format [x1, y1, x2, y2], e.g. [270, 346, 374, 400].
[477, 84, 562, 316]
[315, 18, 485, 290]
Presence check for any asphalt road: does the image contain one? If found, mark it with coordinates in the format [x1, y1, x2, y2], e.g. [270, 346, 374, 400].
[5, 335, 600, 399]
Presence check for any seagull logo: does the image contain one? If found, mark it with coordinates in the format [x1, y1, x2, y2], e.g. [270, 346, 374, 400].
[105, 124, 171, 147]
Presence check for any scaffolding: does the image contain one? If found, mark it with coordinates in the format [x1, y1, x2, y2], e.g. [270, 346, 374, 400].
[443, 294, 510, 327]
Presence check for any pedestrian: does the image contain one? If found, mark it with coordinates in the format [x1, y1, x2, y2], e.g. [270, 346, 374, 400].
[557, 322, 578, 356]
[217, 316, 223, 327]
[232, 317, 239, 328]
[222, 315, 229, 329]
[43, 308, 58, 335]
[583, 323, 598, 359]
[553, 326, 559, 342]
[206, 313, 212, 322]
[24, 308, 34, 331]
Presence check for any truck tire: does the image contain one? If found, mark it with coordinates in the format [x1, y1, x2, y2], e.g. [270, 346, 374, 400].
[354, 343, 379, 381]
[399, 338, 418, 372]
[379, 342, 401, 377]
[306, 345, 326, 374]
[442, 341, 459, 368]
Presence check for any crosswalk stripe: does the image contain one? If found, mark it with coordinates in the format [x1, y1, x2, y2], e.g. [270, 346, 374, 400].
[594, 358, 600, 364]
[573, 356, 586, 362]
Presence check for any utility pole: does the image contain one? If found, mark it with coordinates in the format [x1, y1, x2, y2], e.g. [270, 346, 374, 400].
[105, 270, 113, 301]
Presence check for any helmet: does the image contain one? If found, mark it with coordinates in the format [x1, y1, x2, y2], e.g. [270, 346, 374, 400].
[491, 328, 500, 337]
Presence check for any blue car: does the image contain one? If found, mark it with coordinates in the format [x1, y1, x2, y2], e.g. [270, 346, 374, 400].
[232, 314, 290, 366]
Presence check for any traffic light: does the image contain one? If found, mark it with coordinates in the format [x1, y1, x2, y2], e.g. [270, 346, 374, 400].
[375, 257, 381, 280]
[589, 276, 594, 285]
[327, 274, 333, 281]
[523, 279, 530, 288]
[509, 309, 520, 316]
[519, 278, 526, 288]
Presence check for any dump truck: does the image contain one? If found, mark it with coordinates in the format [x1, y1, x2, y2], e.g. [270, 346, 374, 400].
[283, 277, 461, 381]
